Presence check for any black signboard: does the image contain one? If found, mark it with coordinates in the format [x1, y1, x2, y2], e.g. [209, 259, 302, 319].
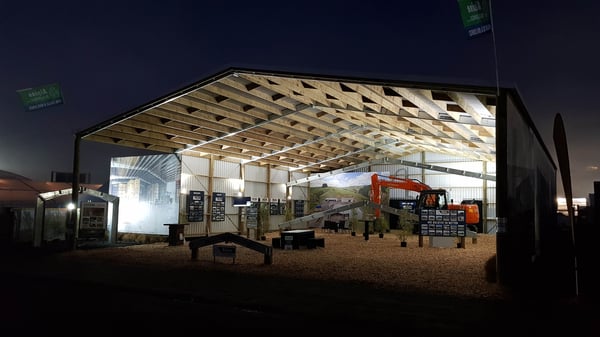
[187, 190, 204, 222]
[270, 200, 280, 215]
[212, 192, 226, 221]
[294, 200, 305, 218]
[419, 209, 466, 237]
[246, 202, 258, 228]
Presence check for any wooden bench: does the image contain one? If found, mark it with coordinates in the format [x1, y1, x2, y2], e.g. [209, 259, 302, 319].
[189, 232, 272, 265]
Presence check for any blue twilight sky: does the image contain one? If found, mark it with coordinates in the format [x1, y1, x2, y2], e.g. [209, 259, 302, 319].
[1, 0, 599, 197]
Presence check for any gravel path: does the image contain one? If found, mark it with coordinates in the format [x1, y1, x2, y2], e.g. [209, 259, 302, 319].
[2, 231, 597, 336]
[59, 231, 503, 299]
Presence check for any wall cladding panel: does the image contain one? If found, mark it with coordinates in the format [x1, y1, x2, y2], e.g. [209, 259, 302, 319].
[211, 177, 241, 196]
[245, 164, 268, 182]
[369, 165, 392, 174]
[270, 183, 287, 200]
[181, 156, 209, 175]
[425, 153, 472, 163]
[209, 217, 239, 233]
[445, 187, 484, 202]
[400, 153, 422, 162]
[389, 189, 420, 200]
[290, 186, 308, 200]
[290, 171, 310, 187]
[439, 161, 484, 172]
[186, 222, 207, 237]
[213, 160, 241, 178]
[426, 174, 485, 188]
[244, 181, 268, 199]
[270, 168, 288, 184]
[180, 174, 209, 193]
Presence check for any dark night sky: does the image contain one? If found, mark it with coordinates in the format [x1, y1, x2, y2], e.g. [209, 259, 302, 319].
[1, 1, 599, 197]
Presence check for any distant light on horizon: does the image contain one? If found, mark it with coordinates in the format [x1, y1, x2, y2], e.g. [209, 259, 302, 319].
[557, 197, 587, 208]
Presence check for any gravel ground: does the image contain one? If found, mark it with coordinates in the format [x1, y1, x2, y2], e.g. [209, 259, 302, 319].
[61, 231, 503, 299]
[2, 231, 597, 336]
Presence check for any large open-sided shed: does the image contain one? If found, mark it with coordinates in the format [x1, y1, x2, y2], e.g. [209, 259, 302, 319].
[74, 67, 560, 292]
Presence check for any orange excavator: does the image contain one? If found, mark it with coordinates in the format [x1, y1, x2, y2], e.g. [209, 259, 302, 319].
[370, 173, 480, 227]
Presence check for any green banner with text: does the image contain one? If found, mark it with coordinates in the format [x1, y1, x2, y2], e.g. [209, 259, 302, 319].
[17, 83, 64, 111]
[457, 0, 492, 38]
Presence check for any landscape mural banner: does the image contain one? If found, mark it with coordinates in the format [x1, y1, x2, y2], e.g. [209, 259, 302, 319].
[310, 172, 389, 226]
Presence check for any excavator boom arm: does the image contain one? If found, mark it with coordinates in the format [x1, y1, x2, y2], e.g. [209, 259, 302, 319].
[371, 174, 431, 217]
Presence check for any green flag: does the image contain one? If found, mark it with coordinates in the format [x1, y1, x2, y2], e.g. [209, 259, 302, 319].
[457, 0, 492, 38]
[17, 82, 64, 111]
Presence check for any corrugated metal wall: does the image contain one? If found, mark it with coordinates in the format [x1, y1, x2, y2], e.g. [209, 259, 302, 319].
[244, 181, 268, 200]
[245, 165, 268, 183]
[212, 161, 241, 179]
[289, 171, 309, 205]
[270, 168, 288, 183]
[270, 183, 287, 200]
[181, 156, 209, 176]
[178, 154, 496, 236]
[181, 156, 210, 235]
[290, 185, 309, 200]
[179, 157, 313, 236]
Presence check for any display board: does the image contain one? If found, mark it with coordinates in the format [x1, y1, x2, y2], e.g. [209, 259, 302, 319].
[419, 209, 466, 237]
[79, 202, 107, 239]
[246, 201, 258, 228]
[270, 199, 280, 215]
[211, 192, 226, 222]
[187, 190, 204, 222]
[294, 200, 305, 218]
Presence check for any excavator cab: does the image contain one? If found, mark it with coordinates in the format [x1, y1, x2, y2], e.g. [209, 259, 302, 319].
[418, 190, 448, 210]
[418, 189, 480, 228]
